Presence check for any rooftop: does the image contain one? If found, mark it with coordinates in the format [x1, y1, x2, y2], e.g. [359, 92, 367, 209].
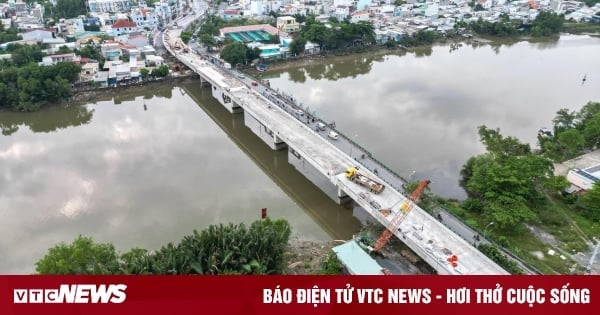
[332, 241, 386, 275]
[554, 149, 600, 177]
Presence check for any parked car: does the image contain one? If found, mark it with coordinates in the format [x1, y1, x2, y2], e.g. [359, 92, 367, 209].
[238, 72, 245, 79]
[251, 81, 258, 86]
[294, 109, 304, 116]
[328, 131, 339, 140]
[316, 122, 327, 131]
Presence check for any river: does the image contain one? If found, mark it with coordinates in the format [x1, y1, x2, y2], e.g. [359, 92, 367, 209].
[260, 34, 600, 199]
[1, 35, 599, 274]
[0, 83, 361, 274]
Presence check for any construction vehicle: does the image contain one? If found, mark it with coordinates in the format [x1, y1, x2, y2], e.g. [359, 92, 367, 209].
[372, 180, 430, 252]
[345, 167, 385, 194]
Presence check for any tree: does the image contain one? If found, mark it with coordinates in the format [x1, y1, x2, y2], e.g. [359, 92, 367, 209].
[246, 47, 261, 62]
[582, 112, 600, 148]
[461, 127, 557, 230]
[578, 181, 600, 221]
[180, 31, 193, 44]
[35, 219, 292, 275]
[289, 36, 307, 55]
[151, 64, 169, 77]
[531, 11, 564, 37]
[140, 68, 150, 80]
[35, 235, 120, 274]
[477, 125, 531, 157]
[555, 129, 585, 159]
[10, 44, 44, 67]
[0, 22, 21, 44]
[54, 0, 87, 19]
[220, 42, 248, 66]
[57, 45, 72, 54]
[199, 34, 217, 51]
[552, 108, 578, 135]
[303, 23, 330, 49]
[579, 102, 600, 124]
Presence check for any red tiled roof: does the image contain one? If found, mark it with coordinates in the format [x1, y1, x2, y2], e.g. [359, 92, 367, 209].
[112, 19, 137, 28]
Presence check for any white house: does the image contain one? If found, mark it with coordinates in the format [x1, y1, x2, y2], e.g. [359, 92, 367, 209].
[566, 166, 600, 191]
[88, 0, 133, 13]
[41, 53, 80, 66]
[351, 10, 370, 23]
[22, 29, 54, 42]
[335, 5, 352, 21]
[111, 19, 138, 36]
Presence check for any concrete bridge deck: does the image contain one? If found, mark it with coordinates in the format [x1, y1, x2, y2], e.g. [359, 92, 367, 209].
[162, 27, 509, 275]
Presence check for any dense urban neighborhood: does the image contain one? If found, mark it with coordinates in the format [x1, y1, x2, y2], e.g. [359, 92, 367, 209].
[1, 0, 599, 109]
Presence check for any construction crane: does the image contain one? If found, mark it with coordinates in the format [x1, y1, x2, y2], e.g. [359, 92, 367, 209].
[529, 0, 538, 9]
[372, 180, 431, 252]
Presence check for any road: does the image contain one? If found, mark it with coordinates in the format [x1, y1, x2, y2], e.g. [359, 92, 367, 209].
[160, 2, 539, 275]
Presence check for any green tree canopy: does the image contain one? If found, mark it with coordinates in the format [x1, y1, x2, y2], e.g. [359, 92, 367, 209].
[541, 102, 600, 160]
[531, 11, 564, 37]
[0, 22, 21, 44]
[552, 108, 578, 134]
[477, 125, 531, 157]
[53, 0, 87, 19]
[289, 36, 307, 55]
[151, 64, 169, 77]
[461, 126, 556, 230]
[582, 112, 600, 148]
[35, 235, 120, 274]
[180, 31, 192, 44]
[36, 219, 292, 275]
[199, 34, 217, 51]
[578, 181, 600, 222]
[220, 42, 248, 66]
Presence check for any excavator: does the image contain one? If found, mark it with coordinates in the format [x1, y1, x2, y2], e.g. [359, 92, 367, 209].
[372, 180, 431, 253]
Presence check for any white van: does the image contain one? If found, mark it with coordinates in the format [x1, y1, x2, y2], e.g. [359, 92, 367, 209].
[316, 122, 327, 131]
[327, 131, 339, 140]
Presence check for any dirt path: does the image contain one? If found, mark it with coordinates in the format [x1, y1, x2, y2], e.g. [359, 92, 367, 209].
[283, 237, 344, 275]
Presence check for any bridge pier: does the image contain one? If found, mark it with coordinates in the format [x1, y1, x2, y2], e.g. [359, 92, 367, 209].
[337, 187, 352, 205]
[244, 111, 286, 150]
[287, 148, 347, 205]
[273, 134, 287, 150]
[210, 85, 242, 114]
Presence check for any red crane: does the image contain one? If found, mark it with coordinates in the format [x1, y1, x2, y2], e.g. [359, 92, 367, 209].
[372, 180, 431, 252]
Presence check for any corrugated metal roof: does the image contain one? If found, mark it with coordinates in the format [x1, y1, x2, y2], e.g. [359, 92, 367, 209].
[332, 241, 385, 275]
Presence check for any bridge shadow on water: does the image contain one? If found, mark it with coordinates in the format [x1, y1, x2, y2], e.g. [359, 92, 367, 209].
[181, 83, 362, 241]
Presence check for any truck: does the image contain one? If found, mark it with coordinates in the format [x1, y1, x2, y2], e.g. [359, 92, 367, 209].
[345, 167, 385, 194]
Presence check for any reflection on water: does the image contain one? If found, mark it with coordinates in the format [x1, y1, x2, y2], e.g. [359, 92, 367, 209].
[0, 84, 359, 274]
[181, 83, 360, 240]
[1, 106, 94, 136]
[261, 35, 600, 199]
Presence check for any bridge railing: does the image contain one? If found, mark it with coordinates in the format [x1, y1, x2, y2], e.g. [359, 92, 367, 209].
[309, 119, 541, 274]
[167, 17, 540, 275]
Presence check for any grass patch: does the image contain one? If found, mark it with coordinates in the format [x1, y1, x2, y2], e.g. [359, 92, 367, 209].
[491, 228, 575, 274]
[563, 23, 600, 34]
